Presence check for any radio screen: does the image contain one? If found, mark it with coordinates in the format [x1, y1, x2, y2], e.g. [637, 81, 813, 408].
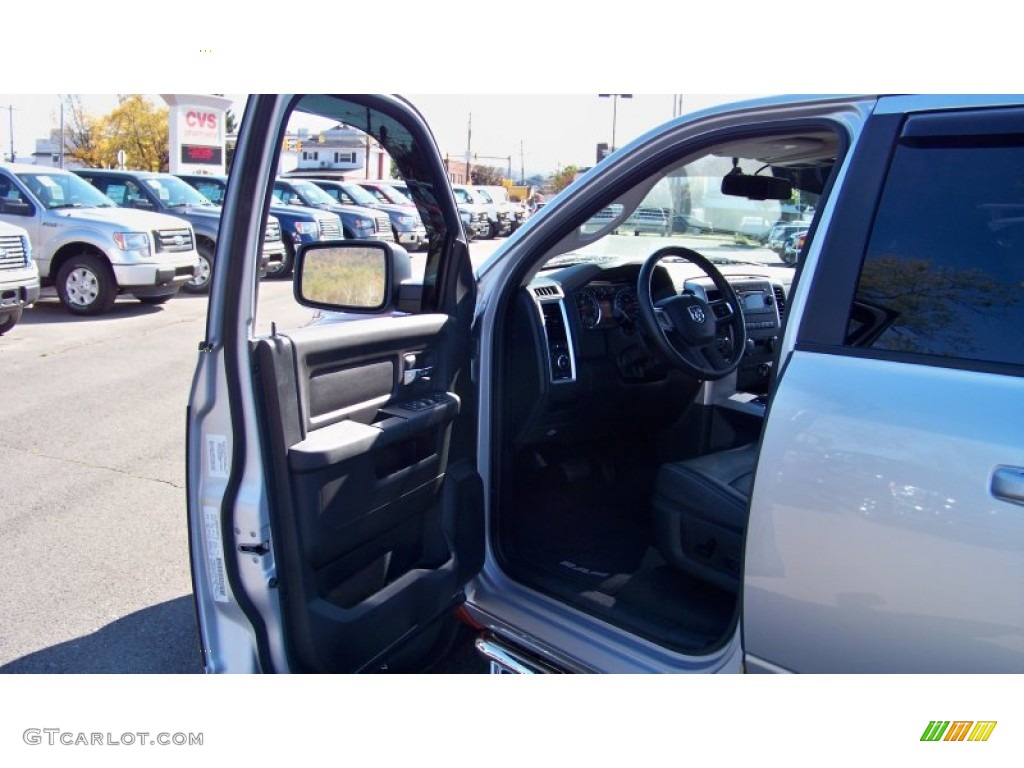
[742, 292, 767, 311]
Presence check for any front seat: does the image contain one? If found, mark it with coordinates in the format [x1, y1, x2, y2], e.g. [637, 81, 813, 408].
[650, 443, 758, 593]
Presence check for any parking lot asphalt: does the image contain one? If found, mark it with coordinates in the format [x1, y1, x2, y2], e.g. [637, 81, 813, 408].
[0, 239, 502, 674]
[0, 235, 779, 674]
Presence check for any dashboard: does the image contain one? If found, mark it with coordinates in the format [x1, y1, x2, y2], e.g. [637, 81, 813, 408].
[501, 256, 790, 447]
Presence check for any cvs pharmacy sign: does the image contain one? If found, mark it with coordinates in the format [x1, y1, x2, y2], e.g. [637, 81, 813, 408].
[186, 111, 218, 130]
[180, 107, 222, 141]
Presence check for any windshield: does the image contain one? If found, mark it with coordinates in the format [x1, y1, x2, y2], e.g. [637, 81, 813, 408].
[18, 172, 115, 209]
[340, 183, 380, 206]
[479, 135, 831, 278]
[144, 175, 215, 208]
[453, 188, 473, 204]
[475, 189, 493, 203]
[187, 179, 226, 205]
[375, 184, 412, 205]
[291, 180, 336, 206]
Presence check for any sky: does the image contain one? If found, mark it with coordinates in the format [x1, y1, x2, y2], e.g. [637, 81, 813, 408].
[0, 93, 763, 176]
[0, 1, 1014, 175]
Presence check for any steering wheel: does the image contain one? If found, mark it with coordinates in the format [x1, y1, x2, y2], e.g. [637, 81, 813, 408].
[636, 246, 747, 380]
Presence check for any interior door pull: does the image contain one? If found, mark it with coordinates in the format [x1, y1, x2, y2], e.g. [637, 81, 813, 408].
[991, 466, 1024, 506]
[403, 353, 433, 385]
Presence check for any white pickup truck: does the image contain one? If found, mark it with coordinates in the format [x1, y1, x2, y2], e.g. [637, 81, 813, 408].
[0, 163, 199, 315]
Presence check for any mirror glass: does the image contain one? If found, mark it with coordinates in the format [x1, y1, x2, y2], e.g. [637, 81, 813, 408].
[299, 245, 387, 309]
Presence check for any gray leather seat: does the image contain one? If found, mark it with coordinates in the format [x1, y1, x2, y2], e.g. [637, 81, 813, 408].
[651, 443, 758, 592]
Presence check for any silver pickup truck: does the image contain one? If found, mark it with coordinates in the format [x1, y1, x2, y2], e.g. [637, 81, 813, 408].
[0, 218, 39, 334]
[0, 163, 199, 315]
[189, 94, 1024, 676]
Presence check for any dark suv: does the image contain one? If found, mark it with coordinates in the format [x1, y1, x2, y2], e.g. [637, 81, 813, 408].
[301, 178, 428, 251]
[74, 169, 284, 293]
[177, 173, 345, 279]
[272, 178, 393, 245]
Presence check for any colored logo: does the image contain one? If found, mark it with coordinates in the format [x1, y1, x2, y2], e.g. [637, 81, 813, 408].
[921, 721, 997, 742]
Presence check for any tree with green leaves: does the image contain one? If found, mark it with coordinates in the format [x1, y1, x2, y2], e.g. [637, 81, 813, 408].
[550, 165, 579, 194]
[470, 165, 504, 185]
[65, 95, 169, 171]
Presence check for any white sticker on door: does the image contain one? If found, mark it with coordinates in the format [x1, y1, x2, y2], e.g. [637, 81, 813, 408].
[203, 505, 229, 603]
[206, 434, 229, 478]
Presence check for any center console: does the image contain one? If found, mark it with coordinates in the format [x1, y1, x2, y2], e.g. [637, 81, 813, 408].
[688, 277, 786, 395]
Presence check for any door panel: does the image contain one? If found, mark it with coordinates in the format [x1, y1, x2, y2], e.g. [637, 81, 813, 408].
[254, 314, 481, 672]
[189, 94, 481, 673]
[745, 353, 1024, 672]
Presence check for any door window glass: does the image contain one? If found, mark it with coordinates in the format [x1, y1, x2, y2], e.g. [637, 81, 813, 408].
[0, 174, 34, 216]
[846, 141, 1024, 366]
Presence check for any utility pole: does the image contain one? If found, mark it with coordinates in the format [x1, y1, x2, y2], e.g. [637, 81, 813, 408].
[59, 96, 68, 168]
[598, 94, 632, 152]
[2, 105, 15, 162]
[520, 140, 525, 185]
[672, 94, 684, 118]
[465, 112, 472, 185]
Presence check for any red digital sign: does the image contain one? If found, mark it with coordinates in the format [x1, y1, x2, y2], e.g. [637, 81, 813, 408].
[181, 144, 223, 165]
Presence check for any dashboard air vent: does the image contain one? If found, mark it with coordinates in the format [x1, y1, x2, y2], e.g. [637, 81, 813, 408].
[773, 286, 786, 320]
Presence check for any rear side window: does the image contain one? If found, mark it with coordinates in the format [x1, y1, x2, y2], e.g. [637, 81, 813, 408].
[846, 137, 1024, 367]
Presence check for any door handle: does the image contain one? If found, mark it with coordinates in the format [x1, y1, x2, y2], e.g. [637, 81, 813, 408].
[402, 353, 433, 385]
[991, 466, 1024, 506]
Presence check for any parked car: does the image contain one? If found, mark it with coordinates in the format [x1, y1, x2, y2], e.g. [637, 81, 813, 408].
[0, 219, 39, 334]
[354, 180, 416, 208]
[188, 94, 1024, 674]
[625, 205, 671, 236]
[580, 204, 670, 236]
[671, 213, 715, 235]
[271, 177, 394, 278]
[176, 173, 344, 279]
[475, 185, 528, 232]
[766, 221, 809, 254]
[468, 186, 514, 238]
[385, 179, 486, 241]
[448, 185, 491, 239]
[74, 169, 284, 293]
[452, 184, 510, 239]
[781, 228, 808, 265]
[0, 163, 198, 314]
[304, 178, 428, 251]
[734, 215, 772, 245]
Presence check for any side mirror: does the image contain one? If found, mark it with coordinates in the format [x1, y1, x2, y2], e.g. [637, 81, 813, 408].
[294, 241, 411, 313]
[0, 199, 33, 216]
[721, 172, 793, 201]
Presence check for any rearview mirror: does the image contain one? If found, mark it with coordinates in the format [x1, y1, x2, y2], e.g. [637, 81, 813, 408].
[721, 172, 792, 201]
[295, 241, 409, 312]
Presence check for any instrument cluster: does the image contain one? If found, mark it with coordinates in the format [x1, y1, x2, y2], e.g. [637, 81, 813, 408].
[573, 283, 640, 330]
